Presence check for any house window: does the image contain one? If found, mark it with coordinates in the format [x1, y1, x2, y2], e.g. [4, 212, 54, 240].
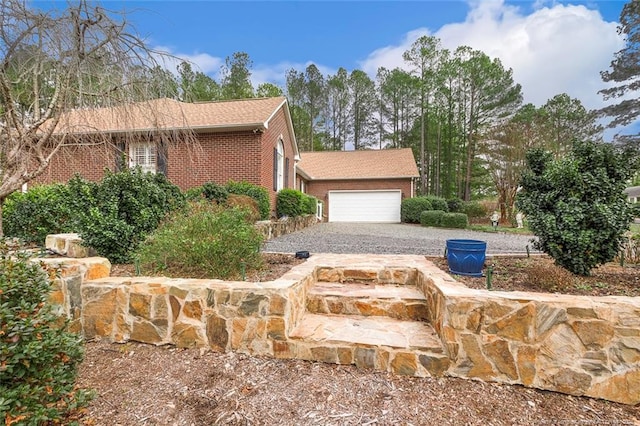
[129, 142, 156, 173]
[275, 140, 285, 191]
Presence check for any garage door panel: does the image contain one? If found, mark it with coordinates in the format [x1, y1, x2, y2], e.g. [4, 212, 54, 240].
[329, 190, 401, 222]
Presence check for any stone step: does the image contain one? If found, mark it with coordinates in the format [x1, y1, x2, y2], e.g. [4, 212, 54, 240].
[306, 281, 428, 320]
[290, 313, 442, 352]
[288, 313, 449, 377]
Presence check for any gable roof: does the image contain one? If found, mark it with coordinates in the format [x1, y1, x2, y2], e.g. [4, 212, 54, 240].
[54, 96, 291, 135]
[296, 148, 419, 180]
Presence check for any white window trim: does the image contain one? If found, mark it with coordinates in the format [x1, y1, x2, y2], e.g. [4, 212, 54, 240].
[129, 142, 157, 174]
[276, 140, 284, 191]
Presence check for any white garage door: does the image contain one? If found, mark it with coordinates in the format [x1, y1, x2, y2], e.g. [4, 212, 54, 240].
[328, 190, 401, 222]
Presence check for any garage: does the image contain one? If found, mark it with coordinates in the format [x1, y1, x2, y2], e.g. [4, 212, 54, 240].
[328, 190, 401, 222]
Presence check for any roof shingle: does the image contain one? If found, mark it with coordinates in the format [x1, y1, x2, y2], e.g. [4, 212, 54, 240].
[54, 97, 288, 134]
[297, 149, 419, 180]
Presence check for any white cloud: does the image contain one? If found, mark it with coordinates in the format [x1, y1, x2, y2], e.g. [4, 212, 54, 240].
[360, 0, 624, 112]
[152, 45, 223, 77]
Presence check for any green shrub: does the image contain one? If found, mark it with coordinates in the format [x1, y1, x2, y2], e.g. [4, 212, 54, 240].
[446, 197, 465, 213]
[226, 180, 270, 220]
[630, 203, 640, 218]
[420, 210, 446, 227]
[0, 248, 93, 423]
[184, 186, 205, 201]
[302, 194, 318, 216]
[463, 201, 488, 219]
[202, 182, 229, 204]
[2, 184, 74, 245]
[136, 201, 264, 279]
[276, 189, 303, 218]
[517, 141, 635, 276]
[401, 197, 433, 223]
[440, 212, 469, 229]
[424, 196, 449, 212]
[71, 169, 186, 263]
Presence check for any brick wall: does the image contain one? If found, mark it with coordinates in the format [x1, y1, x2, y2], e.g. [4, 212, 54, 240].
[305, 179, 414, 221]
[35, 105, 298, 214]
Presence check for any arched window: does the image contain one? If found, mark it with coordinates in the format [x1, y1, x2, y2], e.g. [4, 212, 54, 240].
[275, 140, 284, 191]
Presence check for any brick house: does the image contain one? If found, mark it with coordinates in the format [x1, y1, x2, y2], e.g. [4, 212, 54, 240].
[38, 97, 299, 215]
[295, 149, 419, 222]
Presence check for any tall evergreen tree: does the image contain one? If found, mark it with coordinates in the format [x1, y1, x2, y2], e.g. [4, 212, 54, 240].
[348, 70, 377, 150]
[599, 0, 640, 144]
[220, 52, 254, 100]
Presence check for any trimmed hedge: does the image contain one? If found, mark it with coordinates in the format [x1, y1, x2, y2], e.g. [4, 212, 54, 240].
[440, 212, 469, 229]
[276, 189, 303, 218]
[420, 210, 446, 227]
[424, 196, 449, 212]
[401, 197, 433, 223]
[302, 194, 318, 216]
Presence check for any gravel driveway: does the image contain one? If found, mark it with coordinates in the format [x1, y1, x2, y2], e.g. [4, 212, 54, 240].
[264, 222, 539, 256]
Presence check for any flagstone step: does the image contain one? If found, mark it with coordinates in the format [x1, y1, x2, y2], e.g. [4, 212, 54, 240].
[288, 313, 449, 376]
[290, 313, 442, 352]
[306, 281, 428, 320]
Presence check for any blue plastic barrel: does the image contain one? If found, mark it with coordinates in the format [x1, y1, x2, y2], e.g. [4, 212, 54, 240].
[445, 239, 487, 277]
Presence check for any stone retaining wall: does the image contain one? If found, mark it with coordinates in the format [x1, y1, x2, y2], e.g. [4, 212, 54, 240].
[45, 253, 640, 405]
[255, 215, 317, 240]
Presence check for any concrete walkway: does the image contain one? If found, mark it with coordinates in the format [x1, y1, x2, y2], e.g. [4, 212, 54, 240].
[264, 222, 539, 256]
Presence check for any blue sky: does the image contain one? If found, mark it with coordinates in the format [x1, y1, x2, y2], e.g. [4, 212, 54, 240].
[38, 0, 636, 138]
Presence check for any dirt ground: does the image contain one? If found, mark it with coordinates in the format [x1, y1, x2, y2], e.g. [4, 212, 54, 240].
[72, 254, 640, 425]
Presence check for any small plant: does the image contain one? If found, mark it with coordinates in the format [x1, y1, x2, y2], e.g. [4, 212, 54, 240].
[401, 197, 433, 223]
[440, 212, 468, 229]
[136, 201, 264, 280]
[420, 210, 445, 227]
[0, 246, 93, 423]
[226, 180, 270, 220]
[525, 262, 576, 292]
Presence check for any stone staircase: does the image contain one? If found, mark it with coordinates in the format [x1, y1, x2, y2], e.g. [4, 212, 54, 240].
[289, 271, 450, 377]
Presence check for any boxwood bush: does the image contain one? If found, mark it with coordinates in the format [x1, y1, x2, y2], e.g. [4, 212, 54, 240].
[302, 194, 318, 216]
[2, 184, 74, 245]
[0, 248, 93, 423]
[420, 210, 446, 227]
[276, 189, 303, 218]
[401, 197, 433, 223]
[136, 201, 264, 279]
[440, 212, 469, 229]
[424, 196, 449, 212]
